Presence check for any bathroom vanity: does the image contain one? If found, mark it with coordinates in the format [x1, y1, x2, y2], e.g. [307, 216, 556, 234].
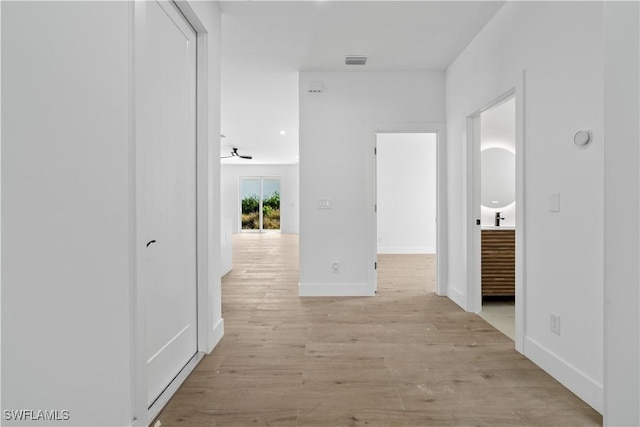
[480, 144, 516, 297]
[481, 227, 515, 296]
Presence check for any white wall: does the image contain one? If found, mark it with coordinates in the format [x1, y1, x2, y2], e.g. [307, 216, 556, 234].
[1, 2, 222, 426]
[446, 2, 604, 411]
[2, 2, 133, 425]
[299, 71, 445, 296]
[602, 2, 639, 425]
[220, 164, 299, 275]
[376, 133, 436, 254]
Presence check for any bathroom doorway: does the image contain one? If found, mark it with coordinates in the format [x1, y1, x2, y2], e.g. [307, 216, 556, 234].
[466, 90, 524, 351]
[477, 96, 516, 341]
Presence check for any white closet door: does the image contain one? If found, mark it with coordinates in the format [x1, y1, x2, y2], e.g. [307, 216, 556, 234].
[137, 0, 197, 407]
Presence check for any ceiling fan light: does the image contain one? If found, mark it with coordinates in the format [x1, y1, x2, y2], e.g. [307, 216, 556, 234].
[221, 147, 252, 160]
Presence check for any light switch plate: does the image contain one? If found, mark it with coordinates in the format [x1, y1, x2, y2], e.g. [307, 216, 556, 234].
[549, 192, 560, 212]
[318, 199, 331, 209]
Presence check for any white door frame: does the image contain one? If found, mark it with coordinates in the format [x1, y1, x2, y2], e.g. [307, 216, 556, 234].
[132, 1, 214, 425]
[464, 72, 526, 353]
[368, 123, 447, 296]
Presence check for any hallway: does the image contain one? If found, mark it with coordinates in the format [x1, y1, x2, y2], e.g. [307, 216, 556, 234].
[155, 234, 600, 426]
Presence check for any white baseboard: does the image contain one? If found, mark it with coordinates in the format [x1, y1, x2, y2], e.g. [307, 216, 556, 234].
[298, 282, 374, 297]
[144, 351, 204, 426]
[209, 318, 224, 353]
[221, 264, 232, 277]
[447, 285, 466, 310]
[524, 337, 603, 413]
[377, 246, 435, 254]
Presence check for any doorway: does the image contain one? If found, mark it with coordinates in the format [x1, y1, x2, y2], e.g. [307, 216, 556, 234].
[466, 90, 524, 350]
[375, 132, 438, 294]
[476, 96, 517, 341]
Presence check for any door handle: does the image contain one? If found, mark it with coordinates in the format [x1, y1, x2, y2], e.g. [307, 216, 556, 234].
[146, 240, 157, 247]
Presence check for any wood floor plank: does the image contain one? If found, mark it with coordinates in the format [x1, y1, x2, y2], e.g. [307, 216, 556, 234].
[154, 233, 601, 426]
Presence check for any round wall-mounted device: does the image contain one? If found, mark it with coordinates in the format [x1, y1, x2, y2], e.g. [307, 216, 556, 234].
[574, 130, 591, 146]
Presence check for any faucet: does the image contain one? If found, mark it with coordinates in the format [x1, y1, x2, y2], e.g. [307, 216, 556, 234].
[495, 211, 505, 226]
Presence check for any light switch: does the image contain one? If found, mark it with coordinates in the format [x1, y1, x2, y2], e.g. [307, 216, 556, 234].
[549, 192, 560, 212]
[318, 199, 331, 209]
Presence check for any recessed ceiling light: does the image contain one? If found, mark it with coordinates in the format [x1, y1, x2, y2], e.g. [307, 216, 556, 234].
[280, 130, 286, 135]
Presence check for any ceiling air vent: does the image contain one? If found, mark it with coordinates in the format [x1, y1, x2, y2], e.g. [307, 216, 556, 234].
[345, 55, 367, 66]
[308, 82, 323, 93]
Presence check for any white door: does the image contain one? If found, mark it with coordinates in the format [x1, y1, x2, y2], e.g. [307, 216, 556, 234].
[137, 0, 197, 407]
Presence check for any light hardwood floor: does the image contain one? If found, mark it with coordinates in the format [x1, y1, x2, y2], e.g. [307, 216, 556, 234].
[154, 233, 601, 427]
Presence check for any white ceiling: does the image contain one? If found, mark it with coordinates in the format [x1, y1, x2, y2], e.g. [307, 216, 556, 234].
[219, 1, 505, 165]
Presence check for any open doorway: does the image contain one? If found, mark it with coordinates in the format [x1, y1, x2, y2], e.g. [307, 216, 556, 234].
[471, 95, 518, 342]
[375, 133, 438, 294]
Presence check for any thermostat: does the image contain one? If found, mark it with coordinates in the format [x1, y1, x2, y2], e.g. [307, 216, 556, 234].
[574, 130, 591, 146]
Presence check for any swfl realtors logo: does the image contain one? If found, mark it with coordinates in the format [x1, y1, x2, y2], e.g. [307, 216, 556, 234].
[3, 409, 70, 421]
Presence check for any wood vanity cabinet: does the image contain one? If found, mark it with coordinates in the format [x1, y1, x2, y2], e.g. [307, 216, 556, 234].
[481, 229, 515, 296]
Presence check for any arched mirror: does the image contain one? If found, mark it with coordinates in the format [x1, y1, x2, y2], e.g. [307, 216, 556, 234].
[481, 148, 515, 209]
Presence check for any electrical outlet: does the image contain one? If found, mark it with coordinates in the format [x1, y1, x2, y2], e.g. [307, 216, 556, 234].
[550, 313, 561, 335]
[332, 262, 339, 273]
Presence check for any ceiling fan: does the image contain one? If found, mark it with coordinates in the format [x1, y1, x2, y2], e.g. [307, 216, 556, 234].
[221, 147, 252, 160]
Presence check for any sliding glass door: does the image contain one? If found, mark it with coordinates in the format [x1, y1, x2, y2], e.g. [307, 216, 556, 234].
[241, 178, 261, 230]
[262, 178, 280, 230]
[241, 177, 280, 232]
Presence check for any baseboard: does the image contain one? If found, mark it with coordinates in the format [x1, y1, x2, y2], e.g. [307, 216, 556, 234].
[221, 265, 232, 277]
[447, 285, 467, 310]
[524, 337, 603, 413]
[298, 282, 374, 297]
[209, 318, 224, 353]
[377, 246, 435, 254]
[145, 351, 204, 426]
[130, 320, 224, 427]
